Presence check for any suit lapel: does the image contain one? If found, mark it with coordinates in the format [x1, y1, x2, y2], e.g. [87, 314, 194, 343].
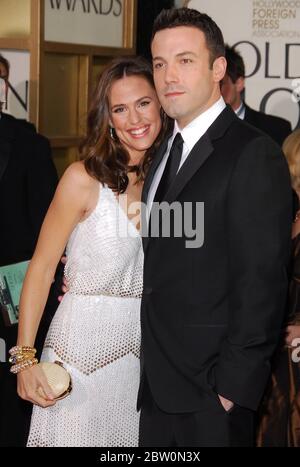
[164, 132, 213, 204]
[142, 134, 170, 206]
[0, 114, 13, 182]
[141, 134, 171, 252]
[141, 106, 237, 251]
[243, 104, 255, 125]
[0, 139, 10, 181]
[165, 106, 236, 203]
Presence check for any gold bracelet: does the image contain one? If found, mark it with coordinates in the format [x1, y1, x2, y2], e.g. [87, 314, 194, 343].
[9, 346, 36, 356]
[10, 358, 39, 374]
[9, 352, 36, 365]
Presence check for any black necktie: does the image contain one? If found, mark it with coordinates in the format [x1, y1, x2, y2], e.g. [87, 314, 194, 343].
[154, 132, 184, 203]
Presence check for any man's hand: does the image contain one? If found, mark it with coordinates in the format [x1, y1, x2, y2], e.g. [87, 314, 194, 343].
[285, 324, 300, 347]
[58, 255, 68, 302]
[218, 394, 234, 412]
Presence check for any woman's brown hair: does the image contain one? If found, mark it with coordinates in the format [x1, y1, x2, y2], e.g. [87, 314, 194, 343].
[80, 56, 171, 193]
[283, 129, 300, 192]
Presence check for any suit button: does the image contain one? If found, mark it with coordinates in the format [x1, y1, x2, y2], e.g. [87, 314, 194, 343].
[144, 286, 152, 295]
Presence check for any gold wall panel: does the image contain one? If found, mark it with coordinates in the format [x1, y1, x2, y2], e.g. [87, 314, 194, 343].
[0, 0, 31, 37]
[52, 147, 79, 179]
[43, 53, 82, 137]
[92, 56, 113, 87]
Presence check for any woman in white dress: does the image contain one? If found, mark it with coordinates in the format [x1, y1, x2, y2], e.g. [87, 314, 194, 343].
[13, 56, 169, 447]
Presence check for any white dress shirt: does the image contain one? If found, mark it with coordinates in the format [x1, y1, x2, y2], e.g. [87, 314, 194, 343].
[235, 102, 245, 120]
[147, 97, 226, 215]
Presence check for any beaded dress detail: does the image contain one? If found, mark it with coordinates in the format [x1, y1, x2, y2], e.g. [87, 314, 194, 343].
[27, 185, 143, 447]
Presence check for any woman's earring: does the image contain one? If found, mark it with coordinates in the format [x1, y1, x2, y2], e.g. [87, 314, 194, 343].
[109, 127, 115, 139]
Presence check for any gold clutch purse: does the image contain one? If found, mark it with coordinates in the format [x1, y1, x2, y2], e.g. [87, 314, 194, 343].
[38, 361, 72, 400]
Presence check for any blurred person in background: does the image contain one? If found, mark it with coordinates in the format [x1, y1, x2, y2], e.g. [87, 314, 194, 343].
[221, 45, 291, 147]
[257, 129, 300, 447]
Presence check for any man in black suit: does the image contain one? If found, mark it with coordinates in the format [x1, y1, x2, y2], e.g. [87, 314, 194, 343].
[0, 113, 58, 267]
[221, 45, 291, 146]
[138, 8, 293, 447]
[0, 53, 58, 276]
[0, 57, 58, 446]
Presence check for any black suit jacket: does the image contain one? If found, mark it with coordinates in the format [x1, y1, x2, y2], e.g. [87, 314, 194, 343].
[0, 113, 58, 266]
[139, 106, 292, 413]
[244, 104, 291, 147]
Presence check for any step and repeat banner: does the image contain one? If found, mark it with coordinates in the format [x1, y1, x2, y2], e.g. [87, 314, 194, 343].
[188, 0, 300, 129]
[45, 0, 124, 47]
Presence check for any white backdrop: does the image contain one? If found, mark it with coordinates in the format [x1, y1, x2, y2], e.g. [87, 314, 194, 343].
[188, 0, 300, 129]
[45, 0, 123, 47]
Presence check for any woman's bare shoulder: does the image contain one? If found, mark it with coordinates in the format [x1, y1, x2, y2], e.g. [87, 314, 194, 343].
[52, 161, 99, 213]
[62, 161, 97, 189]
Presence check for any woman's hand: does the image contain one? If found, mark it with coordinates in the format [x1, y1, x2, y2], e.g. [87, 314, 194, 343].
[17, 365, 56, 408]
[285, 324, 300, 347]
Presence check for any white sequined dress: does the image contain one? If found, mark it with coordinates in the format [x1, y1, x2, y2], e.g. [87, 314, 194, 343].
[27, 184, 143, 447]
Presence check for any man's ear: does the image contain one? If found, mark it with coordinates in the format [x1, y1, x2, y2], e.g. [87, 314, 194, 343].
[213, 56, 227, 83]
[236, 76, 245, 93]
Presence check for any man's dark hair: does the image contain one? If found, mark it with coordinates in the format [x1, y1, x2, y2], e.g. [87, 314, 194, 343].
[0, 54, 9, 79]
[225, 45, 245, 83]
[151, 7, 225, 68]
